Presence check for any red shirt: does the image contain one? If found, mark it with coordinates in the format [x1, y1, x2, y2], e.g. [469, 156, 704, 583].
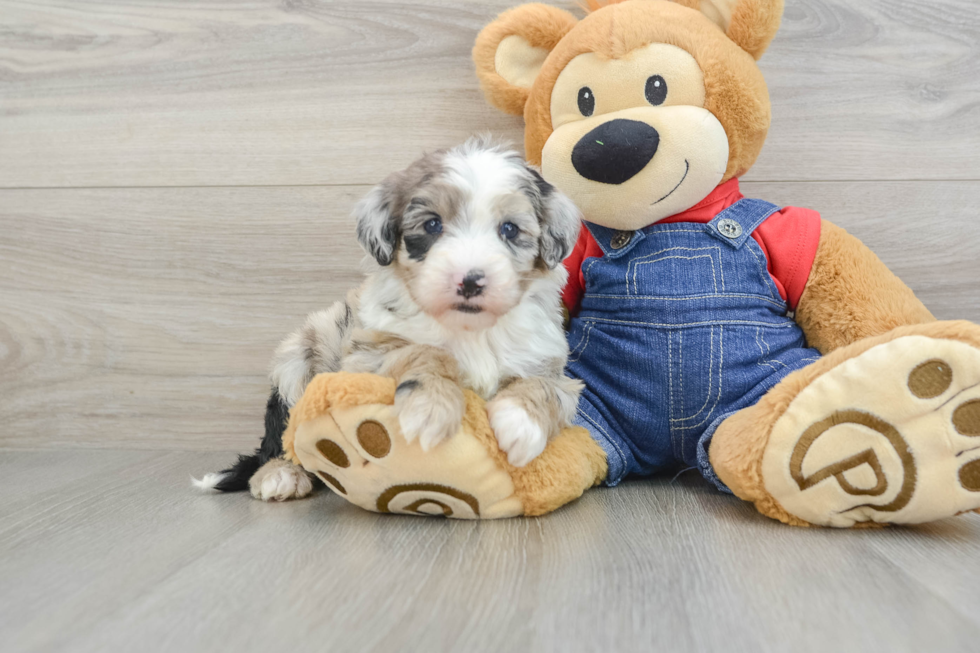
[561, 179, 822, 315]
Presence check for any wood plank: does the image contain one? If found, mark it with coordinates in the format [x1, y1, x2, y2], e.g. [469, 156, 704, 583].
[2, 0, 979, 187]
[2, 181, 979, 451]
[2, 451, 978, 653]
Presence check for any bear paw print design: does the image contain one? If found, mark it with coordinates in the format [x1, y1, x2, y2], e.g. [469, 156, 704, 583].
[761, 336, 980, 527]
[290, 401, 524, 520]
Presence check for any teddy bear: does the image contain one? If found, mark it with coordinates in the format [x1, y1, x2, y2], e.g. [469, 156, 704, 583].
[284, 0, 980, 527]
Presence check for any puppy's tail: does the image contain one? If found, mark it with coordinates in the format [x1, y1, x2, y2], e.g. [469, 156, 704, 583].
[193, 389, 290, 493]
[192, 454, 262, 493]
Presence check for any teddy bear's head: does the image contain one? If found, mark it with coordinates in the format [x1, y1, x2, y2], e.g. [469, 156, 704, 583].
[474, 0, 782, 230]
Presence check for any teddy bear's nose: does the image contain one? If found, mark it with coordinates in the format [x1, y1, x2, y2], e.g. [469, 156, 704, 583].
[571, 119, 660, 185]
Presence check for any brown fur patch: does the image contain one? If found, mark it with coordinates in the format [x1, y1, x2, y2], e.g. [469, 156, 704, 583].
[795, 220, 935, 355]
[473, 4, 580, 116]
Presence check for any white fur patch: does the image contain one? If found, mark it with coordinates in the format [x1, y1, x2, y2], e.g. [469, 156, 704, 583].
[191, 472, 227, 491]
[250, 462, 314, 502]
[488, 397, 547, 467]
[395, 384, 465, 452]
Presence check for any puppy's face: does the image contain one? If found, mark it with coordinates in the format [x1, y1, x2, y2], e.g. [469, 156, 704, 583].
[355, 139, 582, 331]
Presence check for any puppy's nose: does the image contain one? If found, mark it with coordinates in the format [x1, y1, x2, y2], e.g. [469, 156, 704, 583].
[572, 119, 660, 185]
[458, 270, 485, 299]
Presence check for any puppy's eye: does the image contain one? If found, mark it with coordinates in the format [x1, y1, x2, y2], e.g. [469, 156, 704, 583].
[423, 217, 443, 235]
[645, 75, 667, 106]
[577, 87, 595, 117]
[499, 221, 519, 241]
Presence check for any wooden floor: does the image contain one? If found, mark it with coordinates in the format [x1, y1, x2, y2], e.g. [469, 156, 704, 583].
[3, 1, 980, 651]
[0, 450, 978, 653]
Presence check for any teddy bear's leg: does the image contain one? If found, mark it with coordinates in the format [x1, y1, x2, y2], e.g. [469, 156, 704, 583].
[709, 320, 980, 527]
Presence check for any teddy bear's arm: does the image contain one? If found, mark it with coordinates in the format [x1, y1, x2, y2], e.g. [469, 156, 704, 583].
[794, 219, 935, 354]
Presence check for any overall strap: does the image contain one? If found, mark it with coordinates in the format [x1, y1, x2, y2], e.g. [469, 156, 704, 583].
[705, 198, 780, 249]
[582, 221, 646, 259]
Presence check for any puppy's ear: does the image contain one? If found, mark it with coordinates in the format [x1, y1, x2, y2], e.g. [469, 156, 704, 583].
[698, 0, 784, 60]
[353, 181, 401, 266]
[473, 4, 578, 116]
[529, 169, 582, 269]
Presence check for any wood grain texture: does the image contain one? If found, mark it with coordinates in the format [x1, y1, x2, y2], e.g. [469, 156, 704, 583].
[2, 0, 979, 187]
[2, 182, 978, 451]
[1, 451, 978, 653]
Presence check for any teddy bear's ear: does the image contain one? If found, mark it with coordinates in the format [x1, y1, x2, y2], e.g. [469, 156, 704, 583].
[699, 0, 784, 60]
[473, 4, 579, 116]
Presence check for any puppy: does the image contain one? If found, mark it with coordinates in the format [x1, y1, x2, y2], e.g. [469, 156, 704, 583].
[198, 137, 584, 501]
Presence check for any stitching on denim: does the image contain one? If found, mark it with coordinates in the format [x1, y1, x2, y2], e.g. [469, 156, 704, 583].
[755, 327, 782, 374]
[672, 328, 714, 423]
[719, 251, 726, 291]
[632, 254, 719, 295]
[744, 240, 779, 301]
[671, 326, 724, 431]
[582, 317, 800, 329]
[625, 246, 721, 295]
[759, 329, 789, 370]
[583, 256, 602, 289]
[678, 331, 685, 416]
[668, 333, 675, 425]
[581, 293, 788, 310]
[578, 408, 628, 470]
[645, 228, 706, 236]
[568, 322, 594, 363]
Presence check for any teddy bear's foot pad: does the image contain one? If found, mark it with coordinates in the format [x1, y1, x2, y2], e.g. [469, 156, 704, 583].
[291, 402, 524, 519]
[762, 336, 980, 526]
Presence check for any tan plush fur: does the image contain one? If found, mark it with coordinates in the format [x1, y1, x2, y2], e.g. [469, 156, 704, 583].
[461, 388, 608, 516]
[585, 0, 783, 59]
[710, 320, 980, 526]
[795, 220, 936, 355]
[476, 1, 775, 180]
[282, 373, 398, 465]
[285, 372, 607, 516]
[725, 0, 784, 59]
[473, 4, 579, 116]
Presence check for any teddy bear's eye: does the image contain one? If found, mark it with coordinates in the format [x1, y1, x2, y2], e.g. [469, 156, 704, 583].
[577, 87, 595, 117]
[645, 75, 668, 106]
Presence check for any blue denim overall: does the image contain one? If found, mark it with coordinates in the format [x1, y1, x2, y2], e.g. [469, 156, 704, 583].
[565, 199, 821, 491]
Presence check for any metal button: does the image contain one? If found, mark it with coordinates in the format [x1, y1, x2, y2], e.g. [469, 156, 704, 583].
[610, 231, 633, 250]
[717, 218, 743, 239]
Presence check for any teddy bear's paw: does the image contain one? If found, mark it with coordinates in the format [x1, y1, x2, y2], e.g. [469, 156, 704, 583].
[290, 399, 525, 519]
[394, 380, 465, 452]
[488, 398, 547, 467]
[761, 336, 980, 527]
[249, 459, 314, 502]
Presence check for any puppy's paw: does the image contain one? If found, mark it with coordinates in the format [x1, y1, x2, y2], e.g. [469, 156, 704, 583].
[249, 459, 314, 502]
[488, 398, 547, 467]
[394, 379, 465, 452]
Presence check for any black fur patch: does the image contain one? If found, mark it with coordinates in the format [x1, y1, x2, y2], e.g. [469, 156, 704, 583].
[396, 379, 421, 394]
[356, 202, 401, 266]
[213, 389, 292, 492]
[404, 233, 439, 262]
[528, 167, 554, 199]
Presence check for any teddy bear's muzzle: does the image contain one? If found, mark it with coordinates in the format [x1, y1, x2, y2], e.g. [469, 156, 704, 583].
[571, 118, 660, 185]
